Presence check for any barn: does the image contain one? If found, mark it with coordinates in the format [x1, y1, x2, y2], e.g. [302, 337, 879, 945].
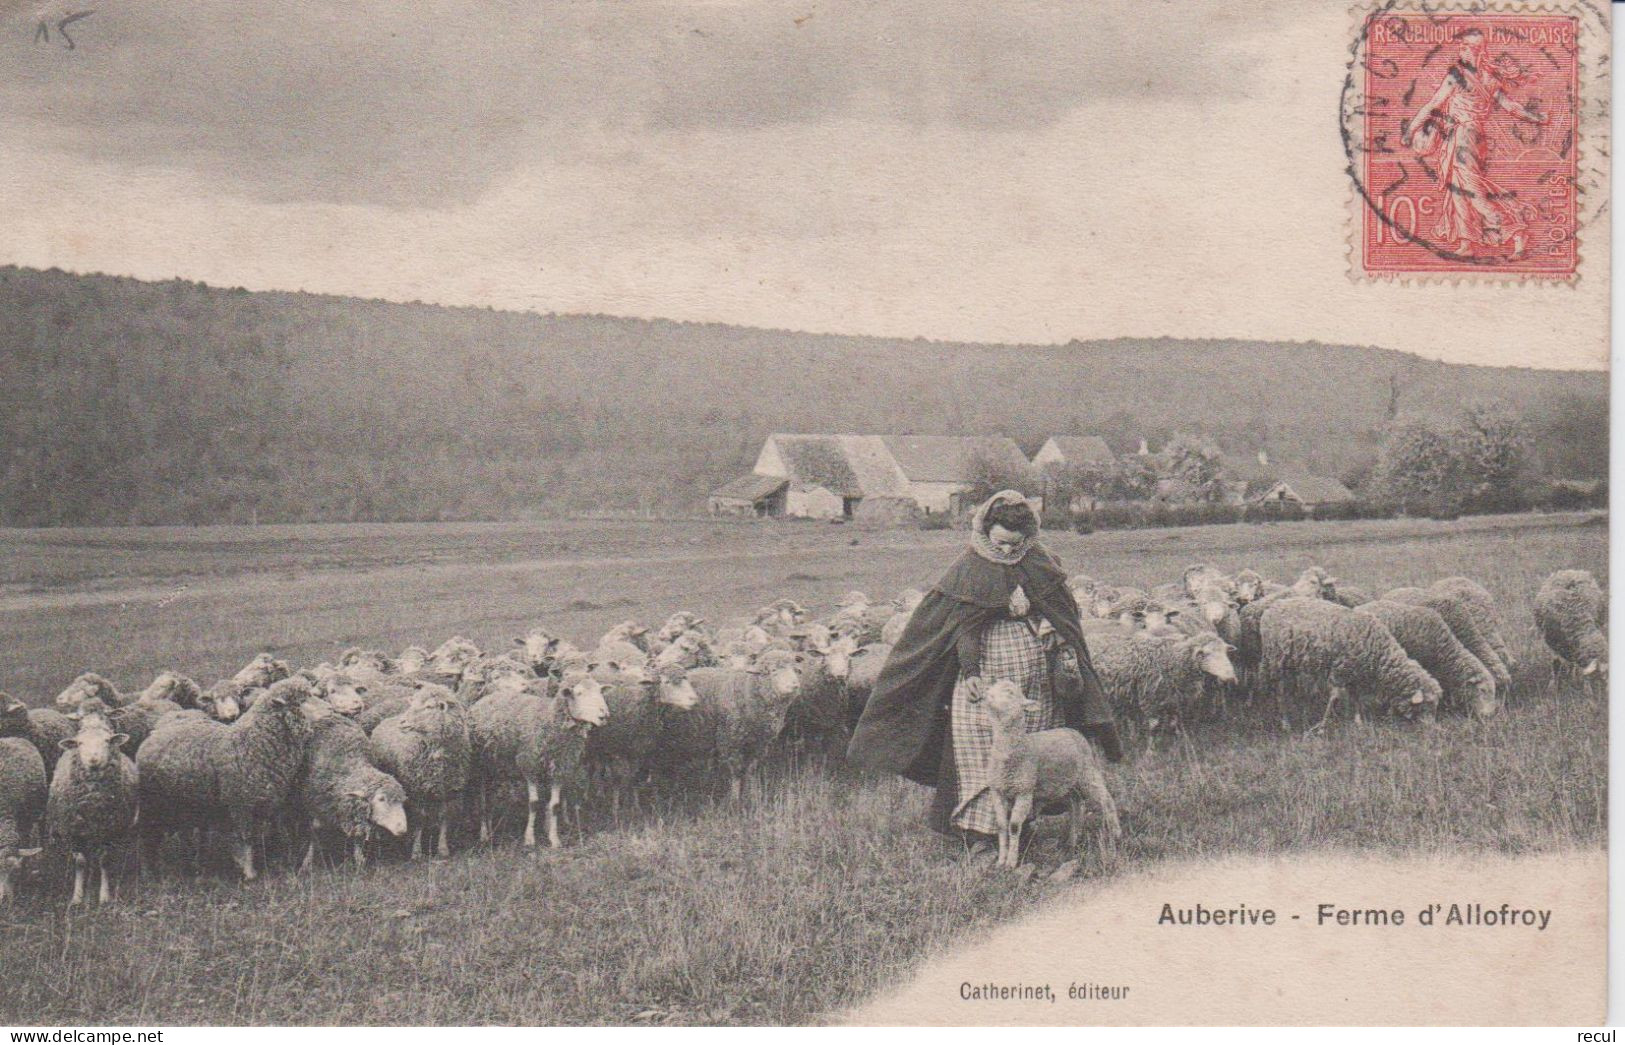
[1249, 472, 1355, 510]
[880, 435, 1031, 515]
[707, 473, 788, 517]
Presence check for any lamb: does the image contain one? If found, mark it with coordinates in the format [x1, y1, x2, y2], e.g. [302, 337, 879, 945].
[0, 736, 46, 904]
[470, 672, 609, 848]
[1383, 587, 1512, 693]
[46, 714, 139, 905]
[982, 679, 1121, 870]
[1354, 600, 1498, 717]
[583, 666, 700, 813]
[232, 653, 292, 689]
[652, 650, 804, 801]
[137, 676, 316, 880]
[296, 714, 408, 870]
[1, 695, 76, 779]
[1258, 597, 1442, 730]
[369, 686, 472, 859]
[1532, 569, 1608, 684]
[1431, 576, 1516, 671]
[1086, 629, 1237, 740]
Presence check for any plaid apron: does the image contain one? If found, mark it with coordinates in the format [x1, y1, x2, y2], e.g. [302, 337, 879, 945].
[950, 616, 1063, 835]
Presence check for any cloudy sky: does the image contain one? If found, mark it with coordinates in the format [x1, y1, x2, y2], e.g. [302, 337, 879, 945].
[0, 0, 1608, 369]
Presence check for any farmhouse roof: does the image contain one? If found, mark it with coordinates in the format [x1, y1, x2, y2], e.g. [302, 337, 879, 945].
[1257, 471, 1355, 504]
[710, 473, 788, 502]
[1043, 436, 1114, 464]
[881, 435, 1030, 483]
[765, 434, 908, 498]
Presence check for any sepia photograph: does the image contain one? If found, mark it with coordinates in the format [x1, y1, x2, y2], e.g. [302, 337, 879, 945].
[0, 0, 1611, 1028]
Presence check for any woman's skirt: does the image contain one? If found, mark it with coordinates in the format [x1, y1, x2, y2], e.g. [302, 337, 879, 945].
[946, 617, 1063, 836]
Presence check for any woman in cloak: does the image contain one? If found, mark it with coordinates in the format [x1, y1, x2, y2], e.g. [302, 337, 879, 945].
[846, 490, 1122, 849]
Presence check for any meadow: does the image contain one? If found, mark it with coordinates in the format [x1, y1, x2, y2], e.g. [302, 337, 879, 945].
[0, 511, 1607, 1024]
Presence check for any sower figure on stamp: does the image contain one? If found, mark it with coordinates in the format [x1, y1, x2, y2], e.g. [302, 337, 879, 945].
[846, 490, 1122, 856]
[1403, 27, 1550, 260]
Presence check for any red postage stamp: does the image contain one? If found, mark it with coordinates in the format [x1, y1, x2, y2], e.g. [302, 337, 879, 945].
[1350, 11, 1581, 279]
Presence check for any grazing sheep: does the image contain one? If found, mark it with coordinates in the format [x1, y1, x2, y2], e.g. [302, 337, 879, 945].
[1087, 629, 1237, 741]
[982, 679, 1121, 870]
[138, 676, 316, 880]
[653, 650, 804, 801]
[310, 672, 369, 718]
[53, 672, 123, 713]
[0, 736, 46, 904]
[584, 666, 700, 813]
[471, 673, 609, 848]
[1384, 587, 1512, 694]
[46, 716, 139, 905]
[1258, 597, 1441, 730]
[0, 696, 76, 779]
[369, 687, 472, 859]
[1432, 576, 1516, 671]
[232, 653, 292, 689]
[1355, 600, 1498, 717]
[297, 715, 408, 870]
[1533, 569, 1608, 684]
[1234, 567, 1339, 671]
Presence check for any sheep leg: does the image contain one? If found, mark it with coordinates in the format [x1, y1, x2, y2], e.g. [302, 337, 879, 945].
[1080, 769, 1123, 871]
[352, 840, 367, 869]
[1308, 686, 1343, 735]
[97, 851, 112, 905]
[547, 783, 563, 849]
[524, 781, 540, 848]
[990, 790, 1011, 867]
[436, 804, 452, 858]
[69, 852, 86, 907]
[479, 782, 493, 844]
[1065, 795, 1082, 852]
[1007, 794, 1034, 867]
[232, 831, 256, 882]
[411, 825, 424, 860]
[300, 827, 318, 873]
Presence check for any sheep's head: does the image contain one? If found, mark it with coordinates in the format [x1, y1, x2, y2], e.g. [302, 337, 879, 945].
[65, 696, 117, 732]
[755, 650, 802, 700]
[54, 673, 117, 712]
[1230, 570, 1267, 605]
[1468, 675, 1500, 719]
[262, 676, 315, 713]
[199, 681, 243, 723]
[1187, 634, 1237, 684]
[558, 674, 610, 727]
[357, 779, 409, 837]
[339, 648, 393, 676]
[820, 633, 859, 680]
[652, 666, 699, 711]
[141, 671, 201, 708]
[60, 722, 128, 773]
[324, 678, 368, 718]
[0, 695, 29, 737]
[982, 678, 1034, 729]
[396, 646, 431, 675]
[232, 653, 291, 689]
[1402, 660, 1443, 714]
[1291, 567, 1336, 599]
[656, 612, 705, 643]
[428, 637, 483, 674]
[653, 631, 711, 670]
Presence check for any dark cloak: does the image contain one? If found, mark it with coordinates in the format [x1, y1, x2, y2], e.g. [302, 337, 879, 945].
[845, 541, 1114, 791]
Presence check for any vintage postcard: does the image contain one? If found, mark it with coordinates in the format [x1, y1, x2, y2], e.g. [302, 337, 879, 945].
[0, 0, 1609, 1030]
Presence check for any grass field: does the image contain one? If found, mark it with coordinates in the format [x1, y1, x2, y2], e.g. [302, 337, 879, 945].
[0, 512, 1608, 1024]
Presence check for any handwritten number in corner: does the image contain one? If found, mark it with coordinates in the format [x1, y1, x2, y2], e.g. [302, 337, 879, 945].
[34, 10, 95, 51]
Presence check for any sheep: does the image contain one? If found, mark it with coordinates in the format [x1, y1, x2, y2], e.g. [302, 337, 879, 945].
[599, 620, 652, 653]
[369, 686, 472, 859]
[1258, 597, 1441, 731]
[982, 679, 1121, 870]
[137, 676, 316, 880]
[1432, 576, 1516, 671]
[778, 644, 854, 758]
[1086, 629, 1237, 742]
[652, 629, 717, 671]
[583, 666, 700, 815]
[0, 696, 76, 779]
[232, 653, 292, 689]
[1533, 569, 1608, 685]
[655, 612, 706, 645]
[425, 636, 483, 682]
[1328, 583, 1375, 608]
[1230, 569, 1269, 606]
[338, 648, 394, 680]
[1354, 600, 1498, 717]
[296, 714, 408, 870]
[138, 672, 204, 709]
[0, 736, 46, 904]
[310, 672, 370, 718]
[652, 650, 804, 801]
[454, 655, 536, 704]
[880, 609, 913, 646]
[754, 598, 808, 631]
[63, 693, 179, 754]
[1384, 587, 1512, 694]
[470, 672, 609, 848]
[53, 672, 123, 713]
[198, 680, 246, 723]
[46, 715, 139, 905]
[842, 642, 892, 729]
[1234, 567, 1339, 671]
[396, 645, 431, 676]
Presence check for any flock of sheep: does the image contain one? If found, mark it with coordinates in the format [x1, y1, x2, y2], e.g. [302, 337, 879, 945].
[0, 564, 1606, 903]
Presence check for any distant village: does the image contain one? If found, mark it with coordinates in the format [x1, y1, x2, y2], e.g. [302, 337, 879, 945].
[708, 433, 1355, 522]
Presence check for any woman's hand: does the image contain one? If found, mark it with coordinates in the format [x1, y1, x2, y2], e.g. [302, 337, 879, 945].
[963, 675, 986, 703]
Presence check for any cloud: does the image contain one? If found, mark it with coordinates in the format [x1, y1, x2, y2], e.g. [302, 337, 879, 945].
[3, 0, 1276, 208]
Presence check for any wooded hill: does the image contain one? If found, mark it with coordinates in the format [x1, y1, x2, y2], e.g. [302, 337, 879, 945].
[0, 265, 1607, 525]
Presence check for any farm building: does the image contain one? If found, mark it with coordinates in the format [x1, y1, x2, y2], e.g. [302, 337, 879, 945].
[709, 433, 1032, 519]
[1249, 471, 1355, 509]
[1033, 435, 1117, 511]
